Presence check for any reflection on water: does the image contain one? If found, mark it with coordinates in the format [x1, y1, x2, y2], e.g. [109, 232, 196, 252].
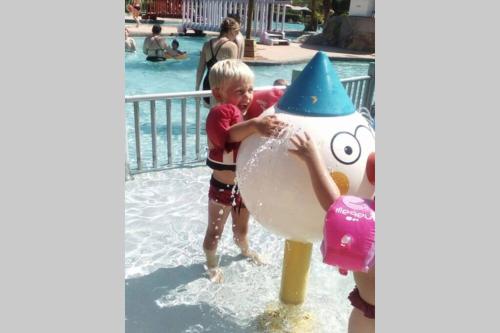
[125, 167, 355, 332]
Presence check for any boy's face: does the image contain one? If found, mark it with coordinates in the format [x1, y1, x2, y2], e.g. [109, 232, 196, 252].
[214, 79, 254, 113]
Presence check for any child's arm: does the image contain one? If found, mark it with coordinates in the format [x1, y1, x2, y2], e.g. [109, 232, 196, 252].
[227, 115, 284, 143]
[195, 43, 208, 90]
[289, 132, 341, 211]
[142, 38, 149, 55]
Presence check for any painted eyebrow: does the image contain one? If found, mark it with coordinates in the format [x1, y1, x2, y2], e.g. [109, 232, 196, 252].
[354, 125, 374, 138]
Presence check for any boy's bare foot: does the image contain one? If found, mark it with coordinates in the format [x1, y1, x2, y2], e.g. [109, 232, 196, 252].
[206, 267, 224, 283]
[241, 249, 266, 265]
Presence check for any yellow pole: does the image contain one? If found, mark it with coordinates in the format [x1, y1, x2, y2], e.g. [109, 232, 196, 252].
[279, 239, 313, 305]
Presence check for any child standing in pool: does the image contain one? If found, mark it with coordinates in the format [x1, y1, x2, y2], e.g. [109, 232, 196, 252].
[289, 131, 375, 333]
[203, 59, 285, 283]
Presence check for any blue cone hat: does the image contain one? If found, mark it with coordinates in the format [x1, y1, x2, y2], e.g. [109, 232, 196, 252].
[277, 52, 355, 116]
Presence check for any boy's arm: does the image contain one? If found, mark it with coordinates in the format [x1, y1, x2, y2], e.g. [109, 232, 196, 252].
[226, 118, 257, 142]
[206, 104, 284, 148]
[227, 115, 284, 143]
[289, 132, 341, 211]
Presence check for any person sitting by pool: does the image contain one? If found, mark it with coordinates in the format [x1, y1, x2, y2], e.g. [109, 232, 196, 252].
[125, 28, 136, 52]
[127, 0, 142, 28]
[289, 132, 375, 333]
[143, 25, 177, 62]
[203, 59, 286, 283]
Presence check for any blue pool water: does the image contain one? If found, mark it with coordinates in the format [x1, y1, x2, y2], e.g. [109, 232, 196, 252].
[125, 36, 371, 169]
[125, 37, 369, 95]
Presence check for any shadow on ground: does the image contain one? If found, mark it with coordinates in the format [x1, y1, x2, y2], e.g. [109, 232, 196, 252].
[126, 255, 254, 333]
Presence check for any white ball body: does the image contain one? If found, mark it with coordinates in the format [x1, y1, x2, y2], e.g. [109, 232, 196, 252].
[236, 107, 375, 242]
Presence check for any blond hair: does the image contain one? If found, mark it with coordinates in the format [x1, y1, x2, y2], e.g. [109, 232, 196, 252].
[208, 59, 254, 89]
[219, 17, 240, 38]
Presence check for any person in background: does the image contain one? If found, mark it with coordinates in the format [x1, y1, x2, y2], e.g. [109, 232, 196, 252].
[125, 27, 136, 52]
[171, 39, 186, 56]
[195, 17, 240, 105]
[227, 13, 245, 59]
[143, 25, 177, 62]
[127, 0, 142, 28]
[273, 79, 289, 87]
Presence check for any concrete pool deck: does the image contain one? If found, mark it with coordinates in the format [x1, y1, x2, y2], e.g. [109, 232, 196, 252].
[125, 17, 375, 65]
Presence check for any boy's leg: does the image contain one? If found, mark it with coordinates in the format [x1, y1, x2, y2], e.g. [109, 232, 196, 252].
[203, 199, 231, 282]
[231, 207, 263, 264]
[348, 308, 374, 333]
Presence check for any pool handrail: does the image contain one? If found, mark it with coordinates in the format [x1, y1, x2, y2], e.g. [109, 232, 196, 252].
[125, 65, 375, 179]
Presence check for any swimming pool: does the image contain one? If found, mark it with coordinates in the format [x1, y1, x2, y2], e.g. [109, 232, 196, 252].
[125, 37, 369, 95]
[125, 167, 355, 333]
[125, 36, 371, 169]
[125, 35, 368, 333]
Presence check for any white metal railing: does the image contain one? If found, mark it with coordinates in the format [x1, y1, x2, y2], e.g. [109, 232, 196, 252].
[181, 0, 292, 36]
[125, 63, 375, 178]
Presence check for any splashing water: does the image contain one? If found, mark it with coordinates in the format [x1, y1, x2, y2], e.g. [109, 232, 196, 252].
[126, 166, 354, 333]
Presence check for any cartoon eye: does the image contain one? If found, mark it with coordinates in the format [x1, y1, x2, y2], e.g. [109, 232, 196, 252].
[330, 131, 361, 165]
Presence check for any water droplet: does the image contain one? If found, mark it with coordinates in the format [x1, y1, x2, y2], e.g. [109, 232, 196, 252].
[341, 234, 352, 246]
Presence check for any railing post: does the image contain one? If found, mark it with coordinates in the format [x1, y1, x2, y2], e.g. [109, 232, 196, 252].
[125, 117, 134, 181]
[166, 99, 173, 165]
[150, 100, 158, 169]
[133, 102, 142, 170]
[181, 98, 187, 163]
[270, 2, 275, 31]
[281, 2, 286, 32]
[181, 0, 185, 24]
[364, 62, 375, 109]
[195, 97, 201, 161]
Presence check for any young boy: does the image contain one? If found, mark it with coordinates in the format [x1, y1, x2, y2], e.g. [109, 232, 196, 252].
[203, 59, 285, 283]
[289, 131, 375, 333]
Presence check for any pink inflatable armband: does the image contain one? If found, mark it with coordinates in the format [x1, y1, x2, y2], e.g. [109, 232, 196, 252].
[321, 196, 375, 275]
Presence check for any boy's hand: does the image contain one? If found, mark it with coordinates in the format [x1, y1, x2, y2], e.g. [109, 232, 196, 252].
[255, 115, 286, 137]
[288, 131, 320, 162]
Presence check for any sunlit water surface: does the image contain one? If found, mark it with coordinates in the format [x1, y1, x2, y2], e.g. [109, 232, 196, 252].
[126, 167, 355, 333]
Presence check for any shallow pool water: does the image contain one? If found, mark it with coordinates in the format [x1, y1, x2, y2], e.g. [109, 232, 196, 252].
[125, 167, 355, 333]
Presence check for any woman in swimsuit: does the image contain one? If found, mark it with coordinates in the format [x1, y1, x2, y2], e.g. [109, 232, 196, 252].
[195, 17, 240, 106]
[143, 25, 169, 62]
